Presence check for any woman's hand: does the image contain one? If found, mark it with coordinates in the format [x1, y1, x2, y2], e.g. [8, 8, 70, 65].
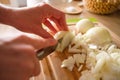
[0, 24, 57, 80]
[0, 44, 40, 80]
[0, 3, 68, 38]
[0, 3, 68, 80]
[0, 24, 57, 50]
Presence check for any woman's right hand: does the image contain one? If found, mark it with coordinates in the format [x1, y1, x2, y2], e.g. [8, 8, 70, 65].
[0, 44, 40, 80]
[0, 24, 57, 80]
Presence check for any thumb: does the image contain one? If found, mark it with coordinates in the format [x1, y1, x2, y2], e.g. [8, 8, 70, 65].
[11, 33, 57, 50]
[40, 38, 57, 49]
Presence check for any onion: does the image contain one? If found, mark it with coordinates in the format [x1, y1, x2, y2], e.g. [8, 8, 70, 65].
[83, 27, 112, 46]
[73, 53, 86, 67]
[75, 19, 94, 34]
[61, 56, 75, 71]
[59, 19, 120, 80]
[55, 31, 74, 52]
[54, 31, 67, 40]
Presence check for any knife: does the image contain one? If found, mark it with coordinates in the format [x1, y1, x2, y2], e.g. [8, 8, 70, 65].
[36, 39, 62, 60]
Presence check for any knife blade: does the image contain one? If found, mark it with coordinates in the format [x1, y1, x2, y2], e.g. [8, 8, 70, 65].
[36, 39, 62, 60]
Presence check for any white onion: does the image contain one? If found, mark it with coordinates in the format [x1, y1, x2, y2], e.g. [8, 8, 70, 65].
[75, 19, 94, 34]
[55, 31, 74, 52]
[61, 56, 75, 71]
[54, 31, 67, 40]
[83, 27, 112, 46]
[73, 53, 86, 67]
[58, 19, 120, 80]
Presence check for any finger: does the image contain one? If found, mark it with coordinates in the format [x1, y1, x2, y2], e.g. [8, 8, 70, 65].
[49, 9, 68, 31]
[41, 37, 57, 46]
[12, 44, 40, 76]
[49, 17, 63, 31]
[32, 55, 40, 76]
[59, 16, 68, 31]
[36, 28, 53, 38]
[31, 24, 53, 38]
[11, 34, 57, 50]
[50, 17, 68, 31]
[5, 44, 40, 79]
[43, 19, 58, 34]
[24, 34, 57, 49]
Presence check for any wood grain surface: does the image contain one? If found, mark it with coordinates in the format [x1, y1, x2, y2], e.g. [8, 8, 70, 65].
[32, 23, 120, 80]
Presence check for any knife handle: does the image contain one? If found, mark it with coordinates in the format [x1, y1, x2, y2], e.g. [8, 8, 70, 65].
[36, 44, 57, 60]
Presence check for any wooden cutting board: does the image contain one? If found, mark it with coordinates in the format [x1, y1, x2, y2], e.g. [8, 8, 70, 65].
[32, 23, 120, 80]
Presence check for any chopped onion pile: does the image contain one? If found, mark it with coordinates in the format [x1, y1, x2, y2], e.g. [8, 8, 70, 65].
[54, 19, 120, 80]
[61, 53, 86, 71]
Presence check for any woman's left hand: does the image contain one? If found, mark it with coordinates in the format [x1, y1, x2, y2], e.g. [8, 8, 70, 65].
[2, 3, 68, 38]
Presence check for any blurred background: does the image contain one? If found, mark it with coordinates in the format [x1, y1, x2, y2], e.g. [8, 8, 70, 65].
[0, 0, 120, 15]
[0, 0, 27, 7]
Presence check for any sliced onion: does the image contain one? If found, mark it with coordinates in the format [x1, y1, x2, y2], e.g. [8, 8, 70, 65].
[61, 56, 75, 71]
[55, 31, 74, 52]
[54, 31, 67, 40]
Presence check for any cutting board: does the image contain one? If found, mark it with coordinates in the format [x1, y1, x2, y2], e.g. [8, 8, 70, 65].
[32, 23, 120, 80]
